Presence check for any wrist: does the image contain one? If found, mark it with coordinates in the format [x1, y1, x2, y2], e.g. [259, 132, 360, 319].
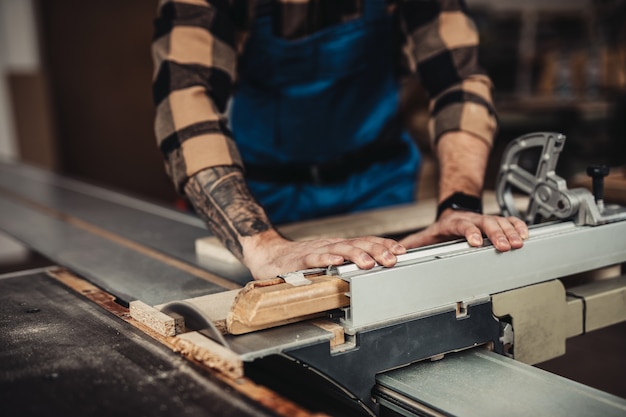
[241, 229, 288, 275]
[436, 192, 483, 220]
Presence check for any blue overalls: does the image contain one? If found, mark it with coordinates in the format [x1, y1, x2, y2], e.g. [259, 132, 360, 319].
[231, 0, 421, 224]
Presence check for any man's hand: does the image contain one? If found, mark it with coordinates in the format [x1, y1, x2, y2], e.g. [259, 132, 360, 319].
[242, 229, 406, 280]
[185, 166, 408, 281]
[417, 129, 528, 251]
[400, 210, 528, 251]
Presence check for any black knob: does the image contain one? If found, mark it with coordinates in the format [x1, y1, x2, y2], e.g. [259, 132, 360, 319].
[586, 165, 610, 203]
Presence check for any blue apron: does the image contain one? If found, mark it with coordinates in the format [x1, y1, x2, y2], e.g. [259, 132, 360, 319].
[231, 0, 421, 224]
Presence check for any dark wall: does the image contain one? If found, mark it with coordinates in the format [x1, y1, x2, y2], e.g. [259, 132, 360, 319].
[38, 0, 178, 205]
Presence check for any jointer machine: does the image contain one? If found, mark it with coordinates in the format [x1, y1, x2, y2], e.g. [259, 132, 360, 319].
[1, 132, 625, 416]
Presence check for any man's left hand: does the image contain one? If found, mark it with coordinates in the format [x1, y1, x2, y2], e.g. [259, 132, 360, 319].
[400, 210, 528, 252]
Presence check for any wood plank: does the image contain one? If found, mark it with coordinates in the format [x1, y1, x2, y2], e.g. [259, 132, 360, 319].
[172, 331, 243, 379]
[227, 276, 350, 335]
[151, 279, 347, 336]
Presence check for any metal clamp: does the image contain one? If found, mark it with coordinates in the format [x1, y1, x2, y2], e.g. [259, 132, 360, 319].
[495, 132, 626, 225]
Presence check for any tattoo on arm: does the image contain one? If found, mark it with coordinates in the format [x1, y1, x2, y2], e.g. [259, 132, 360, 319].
[184, 166, 271, 261]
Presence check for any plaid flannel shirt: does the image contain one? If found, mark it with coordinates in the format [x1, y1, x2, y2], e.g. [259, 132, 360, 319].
[152, 0, 497, 193]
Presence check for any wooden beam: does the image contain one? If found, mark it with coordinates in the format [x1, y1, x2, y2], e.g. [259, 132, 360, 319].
[227, 276, 350, 335]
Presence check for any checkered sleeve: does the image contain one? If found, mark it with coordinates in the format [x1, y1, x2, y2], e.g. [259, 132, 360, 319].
[152, 0, 243, 193]
[399, 0, 498, 149]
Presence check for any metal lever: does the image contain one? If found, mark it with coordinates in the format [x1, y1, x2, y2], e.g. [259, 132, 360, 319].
[496, 132, 578, 224]
[586, 165, 610, 212]
[495, 132, 626, 226]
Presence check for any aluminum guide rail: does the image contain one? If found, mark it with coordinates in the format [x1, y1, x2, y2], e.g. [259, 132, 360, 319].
[332, 221, 574, 276]
[337, 220, 626, 332]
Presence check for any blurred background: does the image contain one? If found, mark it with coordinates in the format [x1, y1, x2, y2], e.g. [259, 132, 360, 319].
[0, 0, 624, 205]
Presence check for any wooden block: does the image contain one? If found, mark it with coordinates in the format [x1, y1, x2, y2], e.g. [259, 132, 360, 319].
[171, 331, 243, 379]
[227, 276, 350, 335]
[129, 300, 183, 336]
[195, 238, 241, 267]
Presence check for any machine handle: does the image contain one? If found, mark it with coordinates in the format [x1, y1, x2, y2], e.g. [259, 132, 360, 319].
[495, 132, 578, 224]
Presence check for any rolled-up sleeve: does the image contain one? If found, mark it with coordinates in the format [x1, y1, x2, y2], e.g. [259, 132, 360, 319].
[152, 0, 243, 193]
[399, 0, 498, 149]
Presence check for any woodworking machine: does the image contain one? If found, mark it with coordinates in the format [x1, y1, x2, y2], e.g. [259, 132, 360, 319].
[138, 132, 626, 416]
[1, 132, 625, 417]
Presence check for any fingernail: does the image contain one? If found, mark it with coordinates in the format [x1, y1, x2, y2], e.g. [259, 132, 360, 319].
[330, 255, 343, 263]
[469, 233, 482, 246]
[360, 253, 374, 265]
[498, 237, 510, 249]
[383, 251, 395, 263]
[392, 244, 406, 254]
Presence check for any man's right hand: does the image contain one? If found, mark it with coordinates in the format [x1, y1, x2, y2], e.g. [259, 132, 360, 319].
[242, 229, 406, 280]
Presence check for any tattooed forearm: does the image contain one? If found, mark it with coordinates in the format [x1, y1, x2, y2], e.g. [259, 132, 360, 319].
[184, 166, 272, 261]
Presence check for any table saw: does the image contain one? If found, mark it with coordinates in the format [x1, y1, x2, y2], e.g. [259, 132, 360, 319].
[1, 132, 625, 417]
